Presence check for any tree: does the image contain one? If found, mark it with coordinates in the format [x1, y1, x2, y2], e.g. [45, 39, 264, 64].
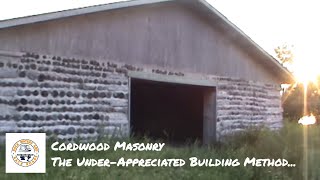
[282, 83, 320, 121]
[274, 44, 294, 65]
[274, 44, 320, 121]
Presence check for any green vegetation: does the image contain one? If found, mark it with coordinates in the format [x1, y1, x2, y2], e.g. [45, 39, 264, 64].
[1, 123, 319, 180]
[283, 82, 320, 120]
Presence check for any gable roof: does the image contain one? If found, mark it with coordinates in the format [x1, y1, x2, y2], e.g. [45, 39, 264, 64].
[0, 0, 294, 83]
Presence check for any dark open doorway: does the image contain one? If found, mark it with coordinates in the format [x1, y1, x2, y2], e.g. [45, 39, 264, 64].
[130, 78, 216, 144]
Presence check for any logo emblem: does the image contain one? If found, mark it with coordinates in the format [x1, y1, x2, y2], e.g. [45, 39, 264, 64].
[6, 133, 46, 173]
[11, 139, 39, 167]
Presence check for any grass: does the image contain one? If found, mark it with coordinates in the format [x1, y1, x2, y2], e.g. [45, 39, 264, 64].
[1, 122, 320, 180]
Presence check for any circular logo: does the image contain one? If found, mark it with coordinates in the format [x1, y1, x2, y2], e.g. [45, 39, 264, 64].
[11, 139, 39, 167]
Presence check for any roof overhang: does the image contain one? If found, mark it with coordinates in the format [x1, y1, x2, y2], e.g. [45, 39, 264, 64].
[0, 0, 295, 83]
[0, 0, 172, 29]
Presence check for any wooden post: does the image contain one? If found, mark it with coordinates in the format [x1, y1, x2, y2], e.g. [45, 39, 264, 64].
[203, 88, 216, 144]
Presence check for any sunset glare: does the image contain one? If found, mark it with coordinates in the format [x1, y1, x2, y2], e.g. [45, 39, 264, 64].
[298, 114, 316, 125]
[290, 46, 320, 84]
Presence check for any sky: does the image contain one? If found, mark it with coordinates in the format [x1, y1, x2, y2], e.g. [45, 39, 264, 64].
[0, 0, 318, 59]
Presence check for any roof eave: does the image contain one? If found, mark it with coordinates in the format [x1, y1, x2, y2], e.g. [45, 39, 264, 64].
[0, 0, 172, 29]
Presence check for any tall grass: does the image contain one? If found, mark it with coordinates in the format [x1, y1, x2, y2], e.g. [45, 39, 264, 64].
[0, 122, 319, 180]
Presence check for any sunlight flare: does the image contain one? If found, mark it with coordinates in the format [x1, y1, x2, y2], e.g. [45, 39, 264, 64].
[290, 45, 320, 85]
[298, 114, 317, 125]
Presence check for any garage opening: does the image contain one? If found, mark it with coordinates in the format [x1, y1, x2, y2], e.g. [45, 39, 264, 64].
[130, 78, 216, 144]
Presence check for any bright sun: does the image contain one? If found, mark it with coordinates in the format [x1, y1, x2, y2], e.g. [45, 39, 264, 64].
[280, 45, 319, 125]
[285, 46, 320, 84]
